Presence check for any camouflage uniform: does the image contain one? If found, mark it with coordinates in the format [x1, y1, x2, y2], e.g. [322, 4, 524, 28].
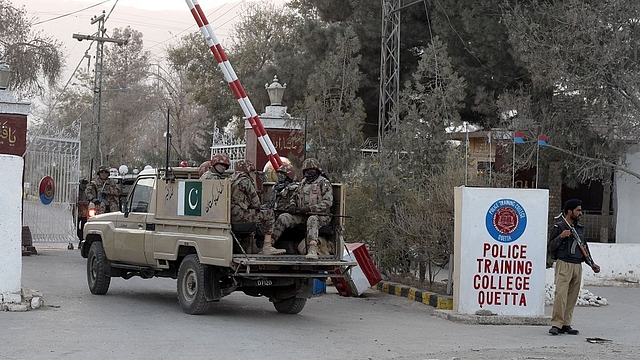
[230, 160, 284, 255]
[201, 153, 230, 180]
[86, 166, 121, 214]
[70, 179, 89, 244]
[273, 158, 333, 259]
[201, 169, 225, 180]
[198, 161, 211, 178]
[267, 164, 298, 212]
[230, 172, 274, 234]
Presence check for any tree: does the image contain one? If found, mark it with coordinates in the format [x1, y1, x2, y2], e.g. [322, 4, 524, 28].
[99, 27, 157, 167]
[347, 37, 466, 284]
[502, 0, 640, 176]
[501, 0, 640, 242]
[167, 32, 238, 161]
[300, 27, 366, 181]
[0, 0, 63, 95]
[229, 2, 304, 109]
[426, 0, 530, 128]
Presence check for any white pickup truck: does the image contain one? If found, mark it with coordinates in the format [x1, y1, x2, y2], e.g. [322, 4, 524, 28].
[81, 167, 354, 315]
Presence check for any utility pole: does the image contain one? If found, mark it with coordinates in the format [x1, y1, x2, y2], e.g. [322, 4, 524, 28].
[378, 0, 424, 151]
[72, 11, 126, 177]
[378, 0, 401, 152]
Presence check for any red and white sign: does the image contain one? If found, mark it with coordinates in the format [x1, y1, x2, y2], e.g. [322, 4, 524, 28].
[454, 187, 548, 316]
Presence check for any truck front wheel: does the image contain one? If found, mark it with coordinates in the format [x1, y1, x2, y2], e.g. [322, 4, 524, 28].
[87, 242, 111, 295]
[177, 254, 213, 315]
[273, 297, 307, 314]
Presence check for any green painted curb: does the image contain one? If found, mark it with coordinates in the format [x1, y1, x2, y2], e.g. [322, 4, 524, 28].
[373, 281, 453, 310]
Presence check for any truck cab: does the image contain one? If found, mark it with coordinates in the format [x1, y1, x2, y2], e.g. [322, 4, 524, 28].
[81, 167, 354, 315]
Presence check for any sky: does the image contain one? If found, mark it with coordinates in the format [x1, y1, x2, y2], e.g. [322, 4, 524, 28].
[11, 0, 261, 91]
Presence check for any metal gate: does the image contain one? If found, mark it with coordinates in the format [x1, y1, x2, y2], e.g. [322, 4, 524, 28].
[210, 127, 245, 169]
[23, 121, 81, 243]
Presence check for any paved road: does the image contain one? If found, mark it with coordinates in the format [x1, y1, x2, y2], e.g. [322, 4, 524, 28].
[2, 244, 639, 360]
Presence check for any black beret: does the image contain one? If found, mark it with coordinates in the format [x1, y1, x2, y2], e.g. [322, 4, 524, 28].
[563, 199, 582, 213]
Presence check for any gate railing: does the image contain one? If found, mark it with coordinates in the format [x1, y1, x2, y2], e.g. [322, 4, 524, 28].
[23, 120, 81, 243]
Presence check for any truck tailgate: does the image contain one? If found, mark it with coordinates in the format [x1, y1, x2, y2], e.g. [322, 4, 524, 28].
[232, 256, 357, 278]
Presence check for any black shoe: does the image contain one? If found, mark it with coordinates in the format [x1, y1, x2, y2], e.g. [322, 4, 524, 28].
[549, 326, 560, 335]
[560, 326, 579, 335]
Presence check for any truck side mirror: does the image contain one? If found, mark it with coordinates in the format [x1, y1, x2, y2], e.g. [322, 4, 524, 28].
[122, 202, 129, 217]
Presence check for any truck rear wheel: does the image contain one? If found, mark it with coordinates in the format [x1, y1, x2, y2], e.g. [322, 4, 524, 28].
[87, 242, 111, 295]
[177, 254, 213, 315]
[273, 297, 307, 314]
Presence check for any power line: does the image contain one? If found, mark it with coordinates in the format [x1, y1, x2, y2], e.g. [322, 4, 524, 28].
[32, 0, 111, 25]
[45, 45, 94, 121]
[146, 1, 245, 51]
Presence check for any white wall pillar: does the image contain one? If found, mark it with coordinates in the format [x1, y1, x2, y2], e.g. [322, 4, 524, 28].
[0, 155, 24, 302]
[614, 145, 640, 243]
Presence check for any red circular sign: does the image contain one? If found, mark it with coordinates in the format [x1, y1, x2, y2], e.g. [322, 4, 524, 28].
[492, 206, 518, 235]
[38, 176, 56, 205]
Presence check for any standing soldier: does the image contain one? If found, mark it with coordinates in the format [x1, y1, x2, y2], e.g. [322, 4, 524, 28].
[272, 158, 333, 259]
[76, 179, 89, 247]
[201, 153, 231, 179]
[86, 165, 121, 214]
[266, 163, 298, 213]
[230, 160, 285, 255]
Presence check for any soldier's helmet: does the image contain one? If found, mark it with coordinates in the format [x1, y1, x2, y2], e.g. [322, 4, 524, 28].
[302, 158, 321, 171]
[198, 161, 211, 177]
[277, 164, 295, 181]
[97, 165, 109, 175]
[211, 153, 231, 167]
[235, 159, 255, 173]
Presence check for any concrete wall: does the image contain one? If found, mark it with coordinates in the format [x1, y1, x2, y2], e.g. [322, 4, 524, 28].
[546, 243, 640, 287]
[0, 155, 24, 301]
[614, 145, 640, 244]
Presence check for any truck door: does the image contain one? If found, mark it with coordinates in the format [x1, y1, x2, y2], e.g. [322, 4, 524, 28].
[114, 177, 155, 265]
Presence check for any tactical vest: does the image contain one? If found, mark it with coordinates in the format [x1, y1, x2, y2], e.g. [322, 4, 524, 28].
[552, 221, 586, 264]
[300, 178, 326, 207]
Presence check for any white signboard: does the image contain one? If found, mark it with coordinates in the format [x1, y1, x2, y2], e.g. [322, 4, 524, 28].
[453, 187, 548, 316]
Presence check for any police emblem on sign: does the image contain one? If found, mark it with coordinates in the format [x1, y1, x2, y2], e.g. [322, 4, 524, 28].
[485, 198, 527, 243]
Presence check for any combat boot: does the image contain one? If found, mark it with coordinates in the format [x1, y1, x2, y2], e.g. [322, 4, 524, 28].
[560, 326, 579, 335]
[259, 234, 286, 255]
[306, 241, 319, 259]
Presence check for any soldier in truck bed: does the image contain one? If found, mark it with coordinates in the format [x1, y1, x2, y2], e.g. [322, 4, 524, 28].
[230, 160, 286, 255]
[266, 163, 299, 213]
[201, 153, 230, 180]
[86, 165, 121, 214]
[272, 158, 333, 259]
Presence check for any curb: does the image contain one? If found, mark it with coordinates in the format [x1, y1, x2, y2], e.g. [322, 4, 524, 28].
[373, 281, 453, 310]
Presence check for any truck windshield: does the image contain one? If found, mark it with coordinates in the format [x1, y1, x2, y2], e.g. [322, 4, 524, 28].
[129, 177, 155, 213]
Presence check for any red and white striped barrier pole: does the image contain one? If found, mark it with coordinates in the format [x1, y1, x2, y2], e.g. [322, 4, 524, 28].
[185, 0, 283, 169]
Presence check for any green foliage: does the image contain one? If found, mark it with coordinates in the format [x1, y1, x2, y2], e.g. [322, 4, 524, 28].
[427, 0, 529, 128]
[346, 39, 467, 283]
[501, 0, 640, 183]
[301, 26, 366, 181]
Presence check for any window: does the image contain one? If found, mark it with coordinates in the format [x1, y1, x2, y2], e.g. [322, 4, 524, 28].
[129, 178, 154, 213]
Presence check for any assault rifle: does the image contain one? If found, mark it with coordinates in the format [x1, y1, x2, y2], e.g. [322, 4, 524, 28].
[554, 212, 597, 270]
[89, 182, 106, 205]
[273, 208, 353, 218]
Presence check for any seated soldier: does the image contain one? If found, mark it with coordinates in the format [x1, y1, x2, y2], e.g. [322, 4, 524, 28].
[230, 160, 285, 255]
[272, 158, 333, 259]
[266, 163, 299, 214]
[198, 160, 211, 178]
[201, 153, 230, 179]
